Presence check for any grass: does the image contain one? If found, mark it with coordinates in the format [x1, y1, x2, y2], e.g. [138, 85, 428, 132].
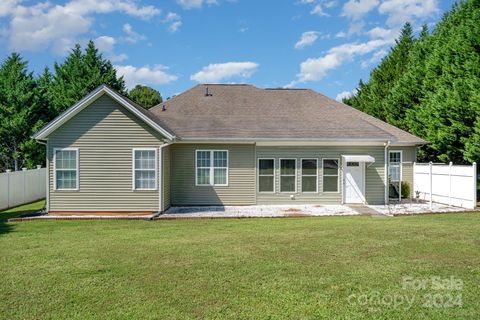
[1, 201, 479, 319]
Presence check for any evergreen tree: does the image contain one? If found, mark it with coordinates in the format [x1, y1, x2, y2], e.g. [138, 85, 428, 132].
[128, 85, 163, 109]
[0, 53, 37, 171]
[49, 41, 126, 115]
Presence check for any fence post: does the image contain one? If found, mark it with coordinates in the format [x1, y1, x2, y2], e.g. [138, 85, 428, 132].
[429, 162, 433, 210]
[473, 162, 477, 209]
[449, 162, 452, 207]
[6, 169, 11, 209]
[22, 168, 27, 205]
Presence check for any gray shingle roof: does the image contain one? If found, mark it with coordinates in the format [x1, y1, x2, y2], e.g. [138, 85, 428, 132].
[148, 84, 426, 144]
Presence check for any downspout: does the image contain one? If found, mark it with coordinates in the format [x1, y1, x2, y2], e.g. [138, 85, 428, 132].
[384, 140, 391, 205]
[35, 139, 49, 213]
[156, 141, 173, 218]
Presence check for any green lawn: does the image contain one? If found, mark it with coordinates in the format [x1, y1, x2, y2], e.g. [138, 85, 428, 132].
[1, 201, 479, 319]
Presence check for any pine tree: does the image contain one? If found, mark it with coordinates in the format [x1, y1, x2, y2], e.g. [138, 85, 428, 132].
[0, 53, 36, 171]
[49, 41, 126, 115]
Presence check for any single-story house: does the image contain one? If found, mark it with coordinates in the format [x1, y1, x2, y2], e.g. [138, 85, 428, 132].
[33, 84, 426, 214]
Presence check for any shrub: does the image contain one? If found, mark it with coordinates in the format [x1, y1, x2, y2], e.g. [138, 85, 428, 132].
[401, 181, 411, 198]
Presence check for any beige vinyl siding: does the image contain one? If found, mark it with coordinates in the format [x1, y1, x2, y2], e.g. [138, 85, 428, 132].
[256, 146, 386, 205]
[47, 94, 165, 212]
[162, 145, 171, 211]
[390, 146, 416, 197]
[170, 144, 256, 206]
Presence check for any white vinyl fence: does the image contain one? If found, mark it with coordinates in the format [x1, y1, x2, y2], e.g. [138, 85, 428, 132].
[0, 167, 46, 210]
[413, 162, 477, 209]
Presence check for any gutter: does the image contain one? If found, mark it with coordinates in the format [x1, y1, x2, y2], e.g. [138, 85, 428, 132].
[36, 139, 49, 213]
[384, 140, 391, 205]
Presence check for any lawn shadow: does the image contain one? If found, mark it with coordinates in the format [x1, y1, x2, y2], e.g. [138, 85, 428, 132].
[0, 200, 45, 236]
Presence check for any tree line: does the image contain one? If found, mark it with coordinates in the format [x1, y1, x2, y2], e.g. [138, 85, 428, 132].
[343, 0, 480, 164]
[0, 41, 162, 172]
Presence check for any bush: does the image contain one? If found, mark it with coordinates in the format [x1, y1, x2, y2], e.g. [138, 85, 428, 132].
[401, 181, 411, 198]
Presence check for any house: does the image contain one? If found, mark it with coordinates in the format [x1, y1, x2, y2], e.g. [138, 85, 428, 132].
[33, 84, 426, 214]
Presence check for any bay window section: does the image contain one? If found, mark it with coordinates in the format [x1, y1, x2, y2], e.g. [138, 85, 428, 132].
[133, 149, 157, 190]
[196, 150, 228, 186]
[258, 159, 275, 192]
[301, 159, 318, 193]
[54, 148, 79, 190]
[280, 159, 296, 192]
[322, 159, 339, 192]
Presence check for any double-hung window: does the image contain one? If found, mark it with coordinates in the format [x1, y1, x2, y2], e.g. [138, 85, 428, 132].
[389, 151, 402, 182]
[322, 159, 339, 192]
[258, 159, 275, 192]
[301, 159, 318, 193]
[133, 148, 157, 190]
[280, 159, 296, 192]
[196, 150, 228, 186]
[54, 148, 79, 190]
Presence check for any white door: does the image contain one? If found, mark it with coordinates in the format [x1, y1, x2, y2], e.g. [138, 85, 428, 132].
[344, 162, 365, 203]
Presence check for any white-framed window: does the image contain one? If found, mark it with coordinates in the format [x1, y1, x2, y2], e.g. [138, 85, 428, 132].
[132, 148, 157, 190]
[280, 158, 296, 192]
[301, 158, 318, 193]
[322, 158, 339, 193]
[195, 150, 228, 186]
[389, 150, 402, 182]
[54, 148, 79, 190]
[258, 158, 275, 193]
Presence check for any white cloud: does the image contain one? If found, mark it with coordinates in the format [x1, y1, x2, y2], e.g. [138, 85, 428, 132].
[1, 0, 160, 53]
[310, 4, 328, 16]
[294, 31, 319, 49]
[336, 89, 357, 101]
[176, 0, 218, 10]
[122, 23, 145, 43]
[94, 36, 128, 62]
[298, 0, 315, 3]
[190, 62, 259, 83]
[342, 0, 379, 20]
[290, 38, 394, 85]
[366, 26, 397, 40]
[163, 12, 182, 33]
[378, 0, 438, 26]
[115, 64, 178, 88]
[361, 49, 388, 68]
[0, 0, 18, 17]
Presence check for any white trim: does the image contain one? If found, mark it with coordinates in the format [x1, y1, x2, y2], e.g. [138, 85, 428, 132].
[388, 150, 403, 182]
[158, 143, 171, 212]
[195, 150, 229, 187]
[33, 85, 175, 140]
[300, 158, 318, 193]
[53, 147, 79, 191]
[322, 158, 340, 193]
[132, 148, 158, 191]
[257, 158, 275, 193]
[179, 138, 425, 146]
[279, 158, 297, 193]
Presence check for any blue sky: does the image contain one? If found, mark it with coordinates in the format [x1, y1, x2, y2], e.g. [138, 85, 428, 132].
[0, 0, 455, 100]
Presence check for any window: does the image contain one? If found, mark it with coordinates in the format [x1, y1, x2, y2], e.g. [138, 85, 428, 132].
[258, 159, 275, 192]
[133, 148, 157, 190]
[196, 150, 228, 186]
[389, 151, 402, 182]
[301, 159, 317, 193]
[280, 159, 296, 192]
[322, 159, 339, 192]
[54, 148, 78, 190]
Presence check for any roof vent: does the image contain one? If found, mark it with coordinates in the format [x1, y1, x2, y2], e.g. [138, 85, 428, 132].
[162, 105, 166, 111]
[205, 86, 212, 97]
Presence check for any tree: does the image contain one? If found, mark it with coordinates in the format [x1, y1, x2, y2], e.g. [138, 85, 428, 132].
[49, 41, 126, 115]
[128, 85, 162, 108]
[0, 53, 37, 171]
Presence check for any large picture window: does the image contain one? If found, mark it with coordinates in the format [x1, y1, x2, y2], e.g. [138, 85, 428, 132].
[301, 159, 318, 193]
[322, 158, 339, 192]
[258, 159, 275, 192]
[280, 159, 296, 192]
[54, 148, 79, 190]
[133, 148, 157, 190]
[389, 151, 402, 182]
[196, 150, 228, 186]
